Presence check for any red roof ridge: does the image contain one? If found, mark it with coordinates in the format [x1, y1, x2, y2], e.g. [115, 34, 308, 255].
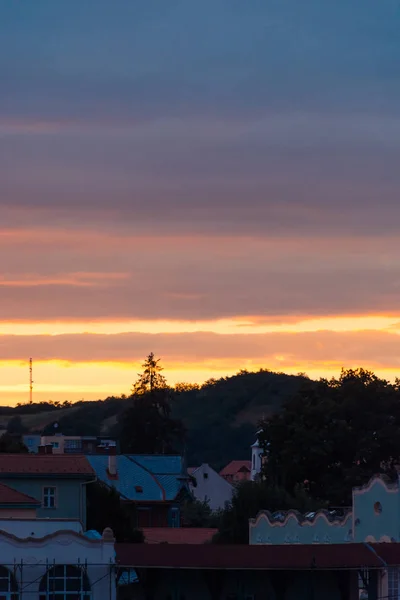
[0, 454, 94, 475]
[141, 527, 217, 545]
[219, 460, 252, 476]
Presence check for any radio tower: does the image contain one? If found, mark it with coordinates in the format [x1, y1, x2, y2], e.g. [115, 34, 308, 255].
[29, 358, 33, 404]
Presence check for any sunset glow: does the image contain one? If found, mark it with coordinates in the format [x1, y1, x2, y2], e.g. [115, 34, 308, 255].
[1, 2, 400, 405]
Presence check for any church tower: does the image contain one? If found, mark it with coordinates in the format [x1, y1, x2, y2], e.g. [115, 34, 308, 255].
[251, 431, 263, 481]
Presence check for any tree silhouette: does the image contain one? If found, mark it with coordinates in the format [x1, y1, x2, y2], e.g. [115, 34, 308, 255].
[119, 353, 185, 454]
[260, 368, 400, 505]
[132, 352, 168, 396]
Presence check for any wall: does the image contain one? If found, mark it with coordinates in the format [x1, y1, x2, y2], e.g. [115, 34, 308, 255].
[22, 435, 41, 453]
[352, 477, 400, 543]
[249, 475, 400, 546]
[190, 464, 233, 511]
[0, 518, 82, 538]
[125, 503, 173, 528]
[0, 508, 37, 519]
[0, 478, 87, 527]
[0, 530, 115, 600]
[250, 511, 352, 545]
[126, 569, 354, 600]
[251, 441, 262, 481]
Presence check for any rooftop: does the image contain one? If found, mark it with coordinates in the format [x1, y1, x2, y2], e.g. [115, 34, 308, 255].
[115, 542, 400, 570]
[0, 482, 40, 506]
[0, 454, 94, 476]
[219, 460, 251, 477]
[87, 454, 187, 502]
[142, 527, 217, 544]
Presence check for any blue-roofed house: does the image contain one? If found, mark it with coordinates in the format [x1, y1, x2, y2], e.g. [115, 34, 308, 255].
[87, 450, 190, 528]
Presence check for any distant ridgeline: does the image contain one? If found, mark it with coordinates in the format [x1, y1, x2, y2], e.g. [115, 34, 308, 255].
[250, 475, 399, 545]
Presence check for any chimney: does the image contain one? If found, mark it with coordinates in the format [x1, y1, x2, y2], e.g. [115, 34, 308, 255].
[38, 445, 46, 454]
[108, 445, 117, 476]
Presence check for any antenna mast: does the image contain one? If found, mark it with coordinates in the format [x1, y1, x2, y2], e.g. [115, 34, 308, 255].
[29, 358, 33, 404]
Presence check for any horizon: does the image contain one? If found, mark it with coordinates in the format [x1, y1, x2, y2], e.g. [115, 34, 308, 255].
[2, 2, 400, 404]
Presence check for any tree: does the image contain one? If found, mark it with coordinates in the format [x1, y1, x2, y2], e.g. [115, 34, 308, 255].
[7, 416, 28, 435]
[259, 368, 400, 505]
[86, 482, 144, 542]
[214, 480, 320, 544]
[118, 396, 185, 454]
[132, 353, 168, 396]
[0, 433, 28, 453]
[182, 499, 220, 528]
[174, 382, 200, 393]
[119, 354, 185, 454]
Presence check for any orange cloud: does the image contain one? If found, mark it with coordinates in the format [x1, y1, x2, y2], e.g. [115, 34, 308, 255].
[0, 272, 129, 288]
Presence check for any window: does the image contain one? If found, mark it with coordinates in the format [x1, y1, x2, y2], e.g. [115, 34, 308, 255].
[0, 566, 18, 600]
[43, 487, 56, 508]
[39, 565, 91, 600]
[65, 439, 81, 449]
[203, 472, 208, 480]
[51, 442, 59, 449]
[389, 568, 400, 599]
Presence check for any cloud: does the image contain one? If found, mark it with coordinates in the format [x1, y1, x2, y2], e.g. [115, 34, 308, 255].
[0, 230, 400, 321]
[1, 330, 400, 371]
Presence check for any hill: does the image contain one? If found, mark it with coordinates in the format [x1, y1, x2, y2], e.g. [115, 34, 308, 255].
[0, 370, 308, 469]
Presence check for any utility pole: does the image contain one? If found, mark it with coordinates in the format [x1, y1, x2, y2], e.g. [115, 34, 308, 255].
[29, 358, 33, 404]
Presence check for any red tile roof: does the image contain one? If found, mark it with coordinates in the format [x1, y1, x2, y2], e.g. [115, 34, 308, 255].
[219, 461, 251, 477]
[0, 454, 94, 476]
[0, 482, 40, 506]
[142, 528, 217, 544]
[115, 542, 400, 570]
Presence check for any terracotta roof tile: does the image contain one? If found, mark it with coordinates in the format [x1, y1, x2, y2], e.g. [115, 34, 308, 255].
[0, 454, 94, 476]
[0, 482, 40, 506]
[219, 461, 251, 477]
[142, 528, 217, 544]
[116, 542, 395, 570]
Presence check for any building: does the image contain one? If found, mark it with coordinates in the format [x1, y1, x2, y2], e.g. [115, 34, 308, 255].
[87, 452, 190, 528]
[22, 434, 41, 453]
[0, 482, 40, 517]
[0, 522, 115, 600]
[115, 541, 394, 599]
[31, 434, 118, 454]
[250, 433, 265, 481]
[188, 464, 233, 510]
[219, 460, 251, 484]
[0, 454, 95, 528]
[141, 527, 217, 544]
[249, 474, 400, 546]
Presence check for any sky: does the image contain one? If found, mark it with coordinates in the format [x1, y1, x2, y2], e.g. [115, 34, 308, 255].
[1, 0, 400, 404]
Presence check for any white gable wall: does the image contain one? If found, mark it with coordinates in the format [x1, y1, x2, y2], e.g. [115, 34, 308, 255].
[190, 464, 233, 511]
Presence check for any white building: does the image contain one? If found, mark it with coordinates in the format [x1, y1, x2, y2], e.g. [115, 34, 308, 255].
[251, 431, 265, 481]
[189, 464, 233, 511]
[0, 521, 116, 600]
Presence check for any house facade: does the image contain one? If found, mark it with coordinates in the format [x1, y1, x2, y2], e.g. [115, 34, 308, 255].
[87, 452, 190, 528]
[188, 464, 233, 511]
[39, 434, 118, 454]
[249, 474, 400, 545]
[0, 523, 115, 600]
[0, 454, 95, 528]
